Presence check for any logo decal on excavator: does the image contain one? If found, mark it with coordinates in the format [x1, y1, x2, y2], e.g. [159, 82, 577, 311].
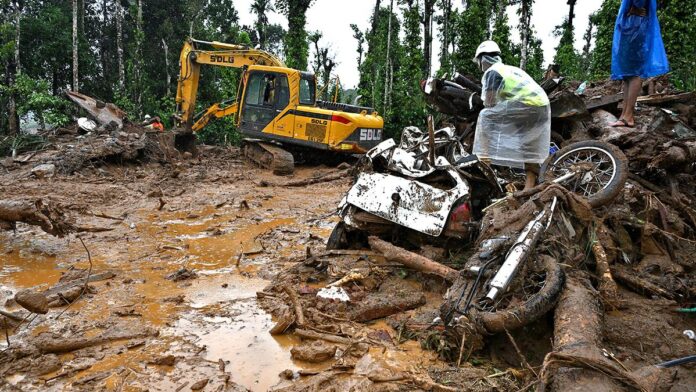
[359, 128, 382, 141]
[210, 55, 234, 64]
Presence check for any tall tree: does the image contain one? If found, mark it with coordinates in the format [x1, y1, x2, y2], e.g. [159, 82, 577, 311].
[518, 0, 533, 70]
[567, 0, 576, 30]
[4, 0, 22, 135]
[72, 0, 78, 91]
[436, 0, 454, 76]
[491, 1, 518, 66]
[349, 24, 365, 68]
[275, 0, 314, 70]
[357, 4, 402, 135]
[553, 16, 580, 78]
[116, 0, 124, 89]
[421, 0, 435, 76]
[658, 0, 696, 90]
[251, 0, 274, 50]
[449, 0, 490, 77]
[393, 0, 425, 133]
[319, 47, 336, 101]
[307, 30, 322, 75]
[383, 0, 394, 110]
[589, 0, 619, 79]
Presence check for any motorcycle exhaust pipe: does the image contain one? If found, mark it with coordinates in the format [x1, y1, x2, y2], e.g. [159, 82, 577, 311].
[485, 207, 550, 302]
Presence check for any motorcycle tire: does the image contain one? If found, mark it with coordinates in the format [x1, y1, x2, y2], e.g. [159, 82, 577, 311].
[440, 255, 564, 334]
[539, 140, 628, 208]
[473, 255, 564, 333]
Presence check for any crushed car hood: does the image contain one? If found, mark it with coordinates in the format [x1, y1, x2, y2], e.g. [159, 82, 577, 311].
[346, 171, 469, 237]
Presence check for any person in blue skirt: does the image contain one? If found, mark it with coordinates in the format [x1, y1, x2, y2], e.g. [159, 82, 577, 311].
[609, 0, 669, 128]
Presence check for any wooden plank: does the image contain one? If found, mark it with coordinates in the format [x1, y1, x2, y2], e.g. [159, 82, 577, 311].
[585, 93, 623, 110]
[636, 92, 696, 105]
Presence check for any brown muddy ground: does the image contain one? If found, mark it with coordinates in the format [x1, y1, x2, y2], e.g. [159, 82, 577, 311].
[0, 149, 448, 391]
[1, 146, 695, 392]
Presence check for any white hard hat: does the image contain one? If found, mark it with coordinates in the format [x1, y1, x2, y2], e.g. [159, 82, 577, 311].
[144, 114, 152, 120]
[473, 40, 501, 61]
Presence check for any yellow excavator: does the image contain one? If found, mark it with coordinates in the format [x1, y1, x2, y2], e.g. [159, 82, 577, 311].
[174, 38, 384, 174]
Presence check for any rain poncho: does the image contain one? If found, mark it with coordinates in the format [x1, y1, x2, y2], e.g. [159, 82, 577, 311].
[611, 0, 669, 80]
[473, 62, 551, 168]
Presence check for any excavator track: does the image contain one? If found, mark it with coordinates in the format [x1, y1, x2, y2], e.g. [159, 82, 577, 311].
[242, 141, 294, 176]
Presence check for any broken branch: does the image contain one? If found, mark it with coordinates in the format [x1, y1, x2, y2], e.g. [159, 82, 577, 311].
[368, 236, 458, 282]
[281, 285, 305, 326]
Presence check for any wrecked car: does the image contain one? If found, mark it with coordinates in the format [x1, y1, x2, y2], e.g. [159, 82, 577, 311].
[328, 126, 628, 251]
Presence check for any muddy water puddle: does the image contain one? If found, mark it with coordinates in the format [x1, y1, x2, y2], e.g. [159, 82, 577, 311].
[0, 180, 443, 391]
[1, 197, 336, 390]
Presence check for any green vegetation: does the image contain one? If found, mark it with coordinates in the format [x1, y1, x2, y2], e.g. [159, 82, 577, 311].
[1, 0, 694, 145]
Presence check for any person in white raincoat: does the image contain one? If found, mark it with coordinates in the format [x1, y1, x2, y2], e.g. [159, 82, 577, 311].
[471, 41, 551, 190]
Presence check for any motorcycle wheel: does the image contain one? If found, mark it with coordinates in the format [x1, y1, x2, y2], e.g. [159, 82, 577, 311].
[539, 140, 628, 208]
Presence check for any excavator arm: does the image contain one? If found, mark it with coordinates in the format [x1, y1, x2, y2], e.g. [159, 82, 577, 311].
[174, 38, 285, 132]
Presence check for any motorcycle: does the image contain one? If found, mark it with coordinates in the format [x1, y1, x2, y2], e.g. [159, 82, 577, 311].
[327, 75, 628, 331]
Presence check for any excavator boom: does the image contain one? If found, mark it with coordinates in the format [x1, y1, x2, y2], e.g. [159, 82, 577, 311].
[175, 38, 284, 130]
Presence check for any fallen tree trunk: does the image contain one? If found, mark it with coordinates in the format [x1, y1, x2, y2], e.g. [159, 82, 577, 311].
[540, 271, 626, 392]
[347, 291, 426, 322]
[34, 326, 159, 354]
[0, 199, 75, 237]
[610, 265, 674, 300]
[42, 272, 115, 298]
[282, 171, 349, 187]
[280, 284, 305, 326]
[294, 328, 352, 345]
[592, 224, 619, 305]
[368, 236, 458, 282]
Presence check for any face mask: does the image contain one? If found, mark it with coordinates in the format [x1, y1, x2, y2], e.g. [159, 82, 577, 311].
[480, 54, 501, 70]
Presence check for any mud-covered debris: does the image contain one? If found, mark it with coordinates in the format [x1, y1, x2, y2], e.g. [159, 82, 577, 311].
[0, 199, 76, 237]
[149, 355, 177, 366]
[31, 324, 159, 354]
[30, 164, 55, 179]
[316, 286, 350, 302]
[162, 295, 186, 304]
[290, 340, 337, 363]
[165, 268, 197, 282]
[66, 91, 127, 130]
[190, 378, 209, 390]
[346, 278, 426, 322]
[14, 290, 49, 314]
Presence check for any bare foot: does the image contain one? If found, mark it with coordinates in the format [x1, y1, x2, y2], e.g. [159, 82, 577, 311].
[609, 118, 635, 128]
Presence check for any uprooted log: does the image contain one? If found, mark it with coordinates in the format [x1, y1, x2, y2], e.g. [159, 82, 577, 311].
[368, 236, 458, 282]
[33, 325, 159, 354]
[282, 170, 349, 187]
[0, 200, 76, 237]
[281, 284, 306, 326]
[294, 328, 353, 345]
[541, 271, 628, 391]
[591, 224, 620, 305]
[0, 199, 114, 236]
[610, 265, 675, 300]
[348, 290, 426, 322]
[539, 271, 675, 392]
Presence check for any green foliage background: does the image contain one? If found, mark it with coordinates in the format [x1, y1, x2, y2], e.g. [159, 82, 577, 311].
[1, 0, 695, 149]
